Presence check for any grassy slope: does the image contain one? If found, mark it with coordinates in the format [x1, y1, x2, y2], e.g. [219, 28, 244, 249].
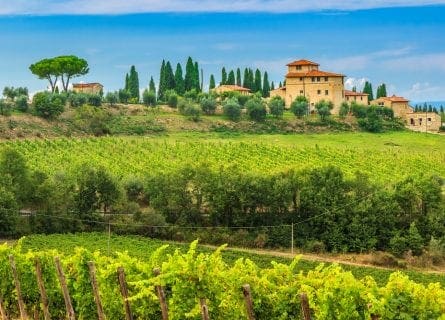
[16, 233, 445, 287]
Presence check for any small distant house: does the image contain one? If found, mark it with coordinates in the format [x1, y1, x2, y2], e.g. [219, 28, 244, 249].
[213, 84, 251, 96]
[72, 83, 103, 95]
[344, 90, 369, 105]
[370, 95, 413, 119]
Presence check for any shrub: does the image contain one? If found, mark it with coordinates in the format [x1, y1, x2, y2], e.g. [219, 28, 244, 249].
[223, 97, 241, 121]
[0, 99, 12, 116]
[315, 99, 334, 121]
[142, 89, 156, 107]
[339, 102, 349, 118]
[68, 93, 88, 107]
[290, 95, 309, 118]
[183, 104, 202, 122]
[200, 97, 217, 115]
[105, 92, 118, 107]
[74, 105, 111, 135]
[304, 240, 326, 253]
[88, 94, 102, 107]
[390, 233, 408, 257]
[15, 95, 29, 112]
[351, 102, 367, 118]
[184, 89, 198, 101]
[246, 98, 267, 122]
[358, 111, 383, 133]
[165, 90, 178, 108]
[32, 92, 65, 119]
[268, 96, 285, 118]
[237, 94, 250, 107]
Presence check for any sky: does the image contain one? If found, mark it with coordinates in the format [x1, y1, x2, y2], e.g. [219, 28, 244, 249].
[1, 0, 445, 102]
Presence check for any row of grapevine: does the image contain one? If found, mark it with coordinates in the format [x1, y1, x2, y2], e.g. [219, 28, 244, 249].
[1, 240, 445, 319]
[0, 136, 443, 183]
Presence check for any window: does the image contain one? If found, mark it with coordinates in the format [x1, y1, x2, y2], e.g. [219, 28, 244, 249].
[410, 118, 415, 125]
[360, 97, 363, 101]
[419, 118, 423, 125]
[296, 65, 302, 70]
[428, 118, 432, 122]
[317, 77, 321, 82]
[317, 90, 321, 95]
[311, 77, 315, 82]
[325, 90, 328, 95]
[300, 90, 303, 94]
[324, 77, 328, 81]
[299, 77, 303, 81]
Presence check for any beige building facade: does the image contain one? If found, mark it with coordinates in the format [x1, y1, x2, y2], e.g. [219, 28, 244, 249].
[370, 95, 413, 119]
[213, 84, 251, 96]
[72, 83, 103, 95]
[344, 90, 369, 105]
[406, 112, 442, 132]
[270, 59, 345, 114]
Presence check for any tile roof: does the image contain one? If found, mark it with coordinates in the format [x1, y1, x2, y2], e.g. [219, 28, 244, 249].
[378, 95, 409, 102]
[286, 59, 319, 66]
[344, 90, 368, 96]
[72, 83, 103, 88]
[286, 70, 344, 78]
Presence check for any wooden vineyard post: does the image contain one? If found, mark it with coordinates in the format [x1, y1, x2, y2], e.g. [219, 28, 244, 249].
[242, 284, 255, 320]
[0, 295, 9, 320]
[117, 267, 133, 320]
[300, 293, 311, 320]
[34, 258, 51, 320]
[153, 268, 169, 320]
[199, 298, 210, 320]
[87, 261, 106, 320]
[8, 255, 29, 320]
[54, 257, 76, 320]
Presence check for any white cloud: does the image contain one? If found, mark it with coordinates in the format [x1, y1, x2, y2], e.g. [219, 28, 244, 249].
[399, 82, 445, 101]
[1, 0, 445, 15]
[344, 77, 369, 91]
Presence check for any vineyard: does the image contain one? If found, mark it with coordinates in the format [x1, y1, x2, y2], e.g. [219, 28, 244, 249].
[0, 132, 443, 183]
[1, 238, 445, 319]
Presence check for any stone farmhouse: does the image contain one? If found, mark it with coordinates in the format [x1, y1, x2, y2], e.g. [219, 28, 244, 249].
[213, 84, 251, 96]
[72, 82, 103, 95]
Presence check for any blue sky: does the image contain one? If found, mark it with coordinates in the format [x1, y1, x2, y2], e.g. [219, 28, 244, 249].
[1, 1, 445, 102]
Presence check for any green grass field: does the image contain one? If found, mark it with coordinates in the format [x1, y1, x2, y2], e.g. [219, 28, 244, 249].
[16, 233, 445, 287]
[1, 131, 443, 183]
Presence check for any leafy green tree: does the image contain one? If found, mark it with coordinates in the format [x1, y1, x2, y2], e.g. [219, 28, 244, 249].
[118, 89, 130, 104]
[0, 186, 19, 237]
[174, 63, 185, 95]
[221, 67, 227, 85]
[128, 65, 140, 101]
[182, 103, 202, 122]
[253, 69, 262, 93]
[200, 96, 217, 115]
[56, 55, 89, 92]
[29, 57, 61, 93]
[357, 107, 383, 132]
[268, 96, 285, 118]
[105, 92, 118, 107]
[227, 70, 235, 85]
[165, 90, 178, 108]
[262, 72, 270, 97]
[223, 97, 241, 121]
[362, 81, 374, 101]
[407, 222, 424, 256]
[315, 99, 334, 121]
[209, 74, 216, 90]
[290, 95, 309, 118]
[142, 88, 156, 106]
[0, 148, 30, 206]
[0, 99, 12, 116]
[246, 97, 267, 122]
[376, 83, 387, 98]
[236, 68, 242, 86]
[339, 102, 349, 119]
[15, 95, 29, 112]
[3, 87, 17, 100]
[32, 92, 65, 119]
[68, 93, 88, 107]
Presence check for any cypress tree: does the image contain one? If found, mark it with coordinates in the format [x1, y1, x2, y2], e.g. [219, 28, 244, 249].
[428, 105, 433, 112]
[253, 69, 262, 93]
[174, 63, 185, 95]
[193, 61, 200, 91]
[209, 74, 216, 90]
[236, 68, 242, 86]
[440, 105, 444, 113]
[243, 68, 249, 88]
[271, 81, 275, 91]
[158, 60, 166, 100]
[376, 83, 387, 98]
[149, 76, 156, 93]
[221, 67, 227, 85]
[262, 71, 270, 97]
[227, 70, 235, 85]
[128, 65, 140, 100]
[165, 61, 175, 90]
[279, 81, 282, 88]
[352, 86, 357, 92]
[423, 103, 428, 112]
[184, 57, 194, 91]
[125, 73, 129, 91]
[362, 81, 374, 101]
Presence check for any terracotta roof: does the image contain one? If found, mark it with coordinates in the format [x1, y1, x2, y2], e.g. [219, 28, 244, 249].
[379, 95, 409, 102]
[286, 59, 319, 67]
[344, 90, 368, 97]
[286, 70, 344, 78]
[271, 86, 286, 91]
[73, 83, 103, 88]
[217, 85, 251, 92]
